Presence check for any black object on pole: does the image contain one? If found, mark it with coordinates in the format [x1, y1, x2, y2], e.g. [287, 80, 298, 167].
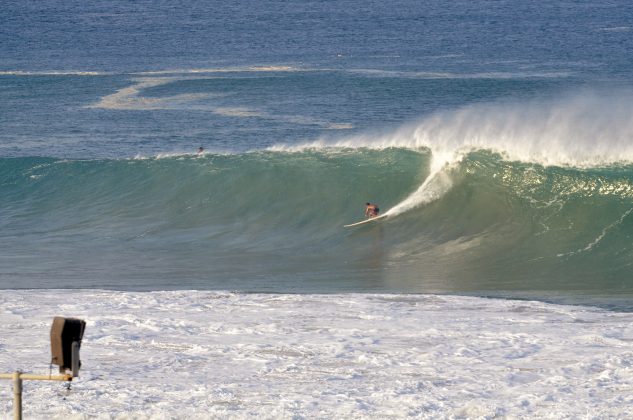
[50, 317, 86, 374]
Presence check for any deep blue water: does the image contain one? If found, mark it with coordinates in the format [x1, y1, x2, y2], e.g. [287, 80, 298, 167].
[3, 1, 633, 75]
[2, 1, 633, 307]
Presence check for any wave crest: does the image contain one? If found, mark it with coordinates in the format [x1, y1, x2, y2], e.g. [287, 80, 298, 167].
[279, 90, 633, 169]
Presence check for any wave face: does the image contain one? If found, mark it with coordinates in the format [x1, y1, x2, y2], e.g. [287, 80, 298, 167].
[2, 149, 633, 299]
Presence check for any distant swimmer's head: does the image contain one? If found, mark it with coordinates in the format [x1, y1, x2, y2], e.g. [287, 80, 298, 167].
[366, 202, 370, 206]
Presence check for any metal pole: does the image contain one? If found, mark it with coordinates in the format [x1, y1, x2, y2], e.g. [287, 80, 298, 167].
[71, 341, 80, 378]
[0, 371, 71, 420]
[12, 371, 22, 420]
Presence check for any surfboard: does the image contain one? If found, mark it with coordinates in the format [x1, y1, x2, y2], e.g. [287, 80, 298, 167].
[344, 214, 387, 228]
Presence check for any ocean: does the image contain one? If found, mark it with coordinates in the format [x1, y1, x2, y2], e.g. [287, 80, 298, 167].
[2, 0, 633, 417]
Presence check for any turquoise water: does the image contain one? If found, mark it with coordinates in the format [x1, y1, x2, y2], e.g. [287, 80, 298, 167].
[2, 1, 633, 307]
[2, 150, 633, 303]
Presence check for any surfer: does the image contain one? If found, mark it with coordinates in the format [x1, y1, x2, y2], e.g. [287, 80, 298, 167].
[365, 202, 380, 218]
[197, 146, 204, 155]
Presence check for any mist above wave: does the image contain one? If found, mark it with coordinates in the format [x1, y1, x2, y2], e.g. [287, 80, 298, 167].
[283, 90, 633, 170]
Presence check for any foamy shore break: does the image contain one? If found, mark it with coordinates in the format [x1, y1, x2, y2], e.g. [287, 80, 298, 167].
[0, 291, 632, 419]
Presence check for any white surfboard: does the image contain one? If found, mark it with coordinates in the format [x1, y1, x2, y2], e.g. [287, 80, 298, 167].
[344, 214, 387, 228]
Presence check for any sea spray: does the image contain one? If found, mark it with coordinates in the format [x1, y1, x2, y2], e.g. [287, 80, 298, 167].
[384, 167, 454, 216]
[278, 90, 633, 167]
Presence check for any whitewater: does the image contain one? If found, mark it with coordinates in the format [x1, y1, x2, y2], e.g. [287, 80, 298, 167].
[2, 290, 633, 419]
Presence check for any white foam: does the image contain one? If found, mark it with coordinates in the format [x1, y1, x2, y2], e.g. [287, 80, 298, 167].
[348, 69, 572, 79]
[133, 65, 301, 75]
[0, 290, 631, 419]
[131, 149, 234, 160]
[599, 26, 631, 32]
[0, 70, 106, 76]
[213, 107, 265, 118]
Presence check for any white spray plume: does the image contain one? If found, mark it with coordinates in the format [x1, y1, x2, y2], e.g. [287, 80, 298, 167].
[280, 90, 633, 168]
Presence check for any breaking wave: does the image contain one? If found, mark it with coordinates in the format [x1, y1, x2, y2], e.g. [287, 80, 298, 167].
[2, 146, 633, 294]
